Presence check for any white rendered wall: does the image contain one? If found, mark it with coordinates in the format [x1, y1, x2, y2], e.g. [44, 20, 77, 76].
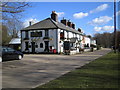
[85, 37, 91, 47]
[49, 29, 57, 51]
[21, 29, 58, 53]
[68, 32, 74, 38]
[21, 29, 86, 53]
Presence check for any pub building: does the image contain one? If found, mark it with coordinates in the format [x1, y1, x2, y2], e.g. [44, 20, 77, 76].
[21, 11, 92, 54]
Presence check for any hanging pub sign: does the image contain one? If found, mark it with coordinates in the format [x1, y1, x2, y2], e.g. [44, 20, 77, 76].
[31, 31, 42, 37]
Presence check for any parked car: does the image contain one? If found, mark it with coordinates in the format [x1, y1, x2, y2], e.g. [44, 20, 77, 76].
[2, 46, 23, 61]
[0, 56, 2, 62]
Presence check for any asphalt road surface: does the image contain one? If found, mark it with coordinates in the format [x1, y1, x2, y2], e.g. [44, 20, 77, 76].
[2, 48, 111, 88]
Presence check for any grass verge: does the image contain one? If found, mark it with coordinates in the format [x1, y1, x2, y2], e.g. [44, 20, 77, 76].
[33, 52, 119, 88]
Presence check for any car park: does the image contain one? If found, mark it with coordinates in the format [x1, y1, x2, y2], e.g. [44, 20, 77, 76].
[2, 46, 23, 61]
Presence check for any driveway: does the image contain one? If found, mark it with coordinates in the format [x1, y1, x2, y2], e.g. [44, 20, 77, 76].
[2, 48, 111, 88]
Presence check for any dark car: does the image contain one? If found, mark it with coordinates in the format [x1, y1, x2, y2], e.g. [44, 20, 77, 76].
[2, 47, 23, 61]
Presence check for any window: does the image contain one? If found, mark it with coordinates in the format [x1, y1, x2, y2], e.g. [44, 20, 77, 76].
[60, 32, 64, 39]
[25, 42, 29, 50]
[45, 30, 49, 37]
[2, 48, 7, 52]
[25, 31, 29, 38]
[70, 43, 74, 47]
[31, 32, 42, 37]
[40, 43, 43, 48]
[36, 45, 38, 48]
[7, 48, 15, 52]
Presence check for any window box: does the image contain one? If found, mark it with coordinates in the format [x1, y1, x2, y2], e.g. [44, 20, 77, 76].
[43, 37, 53, 41]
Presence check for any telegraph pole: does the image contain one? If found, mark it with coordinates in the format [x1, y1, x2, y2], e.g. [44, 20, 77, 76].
[114, 0, 117, 53]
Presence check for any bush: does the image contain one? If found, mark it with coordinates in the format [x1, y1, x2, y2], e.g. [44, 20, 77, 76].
[90, 44, 96, 48]
[90, 47, 93, 52]
[97, 45, 101, 50]
[79, 48, 84, 52]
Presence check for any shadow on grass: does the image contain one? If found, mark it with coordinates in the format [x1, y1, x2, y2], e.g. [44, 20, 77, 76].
[33, 52, 119, 88]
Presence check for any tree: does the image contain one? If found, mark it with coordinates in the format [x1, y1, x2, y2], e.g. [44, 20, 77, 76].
[1, 2, 31, 39]
[1, 25, 11, 46]
[1, 2, 30, 14]
[1, 2, 30, 23]
[94, 32, 113, 48]
[116, 31, 120, 48]
[0, 25, 1, 56]
[4, 15, 24, 38]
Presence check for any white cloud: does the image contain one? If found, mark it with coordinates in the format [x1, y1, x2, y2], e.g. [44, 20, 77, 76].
[73, 12, 88, 19]
[94, 27, 102, 32]
[88, 16, 112, 25]
[23, 18, 39, 27]
[94, 26, 114, 32]
[112, 10, 120, 18]
[116, 10, 120, 16]
[90, 4, 108, 14]
[56, 12, 65, 17]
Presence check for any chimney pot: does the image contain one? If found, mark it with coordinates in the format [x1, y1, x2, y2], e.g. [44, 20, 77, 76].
[67, 20, 72, 27]
[61, 18, 67, 26]
[51, 11, 58, 22]
[29, 21, 32, 26]
[78, 28, 82, 32]
[72, 23, 75, 29]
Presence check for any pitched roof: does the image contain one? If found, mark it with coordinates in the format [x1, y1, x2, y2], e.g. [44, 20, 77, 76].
[22, 18, 58, 30]
[21, 18, 83, 35]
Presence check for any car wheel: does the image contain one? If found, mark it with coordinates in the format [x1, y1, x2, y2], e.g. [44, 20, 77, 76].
[18, 55, 22, 60]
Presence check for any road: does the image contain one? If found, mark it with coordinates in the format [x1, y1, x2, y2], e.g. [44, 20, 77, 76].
[2, 48, 111, 88]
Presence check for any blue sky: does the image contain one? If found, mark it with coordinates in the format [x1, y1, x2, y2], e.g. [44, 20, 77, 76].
[22, 2, 120, 36]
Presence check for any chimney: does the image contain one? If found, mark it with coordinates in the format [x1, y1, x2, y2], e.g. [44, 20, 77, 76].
[78, 28, 82, 32]
[51, 11, 58, 22]
[61, 18, 67, 26]
[67, 20, 72, 27]
[72, 23, 75, 29]
[29, 21, 32, 26]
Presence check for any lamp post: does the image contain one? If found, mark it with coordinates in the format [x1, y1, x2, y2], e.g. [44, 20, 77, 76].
[114, 0, 117, 53]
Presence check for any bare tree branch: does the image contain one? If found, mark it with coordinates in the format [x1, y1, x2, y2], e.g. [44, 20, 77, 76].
[2, 10, 24, 13]
[1, 2, 30, 14]
[1, 2, 31, 38]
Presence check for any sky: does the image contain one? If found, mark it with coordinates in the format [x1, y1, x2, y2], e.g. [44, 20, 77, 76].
[21, 2, 120, 36]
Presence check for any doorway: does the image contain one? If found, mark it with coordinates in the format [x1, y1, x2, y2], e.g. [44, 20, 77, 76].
[44, 41, 49, 52]
[31, 42, 35, 53]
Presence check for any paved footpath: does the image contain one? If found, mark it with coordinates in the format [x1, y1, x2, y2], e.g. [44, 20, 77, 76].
[2, 48, 111, 88]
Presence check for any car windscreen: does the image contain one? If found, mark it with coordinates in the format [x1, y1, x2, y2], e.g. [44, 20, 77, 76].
[7, 48, 15, 52]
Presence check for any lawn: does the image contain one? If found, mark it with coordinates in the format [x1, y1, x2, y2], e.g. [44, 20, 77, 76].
[33, 52, 119, 89]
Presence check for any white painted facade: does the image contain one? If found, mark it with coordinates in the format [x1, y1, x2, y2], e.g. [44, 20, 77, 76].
[21, 28, 86, 54]
[84, 36, 91, 47]
[21, 29, 58, 53]
[91, 39, 96, 45]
